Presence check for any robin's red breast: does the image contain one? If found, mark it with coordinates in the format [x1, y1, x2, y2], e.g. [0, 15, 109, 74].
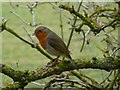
[34, 26, 76, 68]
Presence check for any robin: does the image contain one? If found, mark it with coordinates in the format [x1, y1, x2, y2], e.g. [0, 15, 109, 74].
[34, 26, 76, 68]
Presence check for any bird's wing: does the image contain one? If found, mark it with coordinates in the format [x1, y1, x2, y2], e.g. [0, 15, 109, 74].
[47, 34, 70, 57]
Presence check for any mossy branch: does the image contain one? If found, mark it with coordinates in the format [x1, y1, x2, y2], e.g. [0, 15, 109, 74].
[89, 8, 115, 18]
[0, 56, 120, 89]
[59, 5, 95, 30]
[59, 5, 118, 35]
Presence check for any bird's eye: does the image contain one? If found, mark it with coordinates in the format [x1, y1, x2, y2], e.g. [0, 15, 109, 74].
[39, 30, 42, 33]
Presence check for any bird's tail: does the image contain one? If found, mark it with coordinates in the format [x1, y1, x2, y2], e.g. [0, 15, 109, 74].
[70, 59, 78, 69]
[68, 55, 78, 69]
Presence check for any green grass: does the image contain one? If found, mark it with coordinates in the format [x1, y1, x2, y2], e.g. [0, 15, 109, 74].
[1, 2, 118, 88]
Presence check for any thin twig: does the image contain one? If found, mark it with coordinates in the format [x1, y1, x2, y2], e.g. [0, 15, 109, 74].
[89, 8, 115, 18]
[10, 10, 36, 45]
[107, 70, 119, 90]
[60, 8, 64, 40]
[2, 21, 52, 60]
[59, 4, 95, 31]
[9, 1, 16, 9]
[75, 24, 91, 51]
[110, 46, 120, 56]
[95, 19, 117, 34]
[30, 1, 40, 8]
[85, 29, 91, 37]
[100, 71, 113, 84]
[49, 2, 60, 11]
[43, 78, 88, 90]
[67, 1, 83, 48]
[10, 10, 37, 46]
[23, 26, 35, 44]
[80, 30, 85, 52]
[16, 4, 28, 8]
[10, 11, 30, 25]
[31, 8, 36, 28]
[71, 71, 99, 86]
[27, 2, 39, 28]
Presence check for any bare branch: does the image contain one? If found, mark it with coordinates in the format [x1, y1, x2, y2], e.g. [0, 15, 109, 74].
[110, 46, 120, 56]
[43, 78, 89, 90]
[59, 9, 64, 40]
[66, 1, 83, 48]
[10, 11, 30, 25]
[23, 26, 35, 44]
[1, 20, 52, 60]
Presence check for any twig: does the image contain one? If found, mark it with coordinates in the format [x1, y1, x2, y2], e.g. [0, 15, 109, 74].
[10, 10, 36, 46]
[94, 19, 117, 34]
[107, 70, 119, 90]
[80, 29, 85, 52]
[10, 2, 40, 46]
[71, 71, 100, 88]
[30, 1, 40, 8]
[27, 2, 39, 28]
[15, 2, 47, 9]
[85, 29, 91, 37]
[2, 21, 52, 60]
[75, 23, 86, 52]
[30, 7, 36, 28]
[110, 46, 120, 56]
[16, 4, 28, 8]
[59, 4, 95, 31]
[100, 71, 113, 84]
[43, 78, 88, 90]
[23, 26, 35, 44]
[60, 8, 64, 40]
[3, 23, 32, 46]
[32, 82, 43, 86]
[9, 1, 16, 9]
[75, 24, 91, 51]
[10, 11, 30, 25]
[49, 2, 60, 11]
[66, 1, 83, 48]
[89, 8, 115, 18]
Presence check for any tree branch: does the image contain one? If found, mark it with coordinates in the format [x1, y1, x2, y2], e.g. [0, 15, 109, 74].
[59, 5, 95, 31]
[1, 19, 52, 60]
[0, 56, 120, 89]
[67, 1, 83, 48]
[1, 3, 120, 90]
[59, 4, 118, 35]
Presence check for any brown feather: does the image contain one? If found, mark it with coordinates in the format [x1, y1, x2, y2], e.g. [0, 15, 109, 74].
[46, 32, 70, 58]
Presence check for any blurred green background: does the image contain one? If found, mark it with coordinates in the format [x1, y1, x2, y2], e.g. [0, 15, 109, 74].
[1, 2, 118, 88]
